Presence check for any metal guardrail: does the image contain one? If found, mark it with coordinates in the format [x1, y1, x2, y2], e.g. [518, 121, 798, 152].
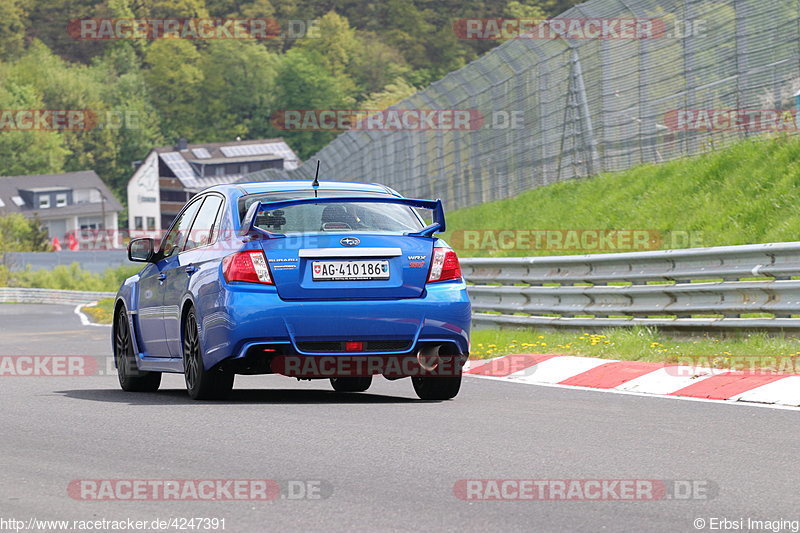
[461, 242, 800, 330]
[5, 242, 800, 330]
[2, 251, 129, 274]
[0, 288, 115, 305]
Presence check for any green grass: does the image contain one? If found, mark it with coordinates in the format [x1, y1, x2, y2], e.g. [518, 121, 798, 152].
[444, 135, 800, 256]
[82, 298, 115, 325]
[449, 135, 800, 366]
[0, 263, 141, 292]
[471, 327, 800, 372]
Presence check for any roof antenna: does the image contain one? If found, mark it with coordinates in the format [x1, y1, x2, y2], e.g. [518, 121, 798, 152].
[312, 160, 320, 198]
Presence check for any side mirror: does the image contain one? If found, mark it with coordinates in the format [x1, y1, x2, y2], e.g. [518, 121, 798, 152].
[128, 238, 155, 262]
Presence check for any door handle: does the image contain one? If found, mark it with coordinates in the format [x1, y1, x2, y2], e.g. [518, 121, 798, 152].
[157, 273, 167, 282]
[185, 265, 198, 275]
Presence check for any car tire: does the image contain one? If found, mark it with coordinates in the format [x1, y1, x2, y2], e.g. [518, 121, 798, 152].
[183, 308, 234, 400]
[412, 371, 462, 400]
[114, 308, 161, 392]
[330, 376, 372, 392]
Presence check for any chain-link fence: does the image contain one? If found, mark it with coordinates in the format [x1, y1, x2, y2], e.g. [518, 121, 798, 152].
[241, 0, 800, 211]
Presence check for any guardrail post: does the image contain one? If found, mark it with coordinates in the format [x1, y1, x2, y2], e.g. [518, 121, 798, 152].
[795, 88, 800, 129]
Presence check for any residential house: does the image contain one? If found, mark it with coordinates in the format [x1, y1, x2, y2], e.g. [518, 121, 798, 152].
[126, 138, 300, 236]
[0, 170, 122, 249]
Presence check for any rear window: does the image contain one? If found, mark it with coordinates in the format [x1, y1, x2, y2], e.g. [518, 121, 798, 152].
[239, 191, 424, 234]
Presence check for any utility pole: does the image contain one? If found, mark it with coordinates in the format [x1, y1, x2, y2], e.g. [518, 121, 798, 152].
[93, 186, 108, 248]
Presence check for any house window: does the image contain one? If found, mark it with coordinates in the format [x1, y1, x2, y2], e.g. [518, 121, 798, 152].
[79, 218, 103, 231]
[161, 190, 188, 202]
[215, 165, 224, 176]
[39, 196, 50, 209]
[241, 164, 249, 174]
[134, 217, 143, 230]
[56, 193, 67, 207]
[146, 217, 156, 231]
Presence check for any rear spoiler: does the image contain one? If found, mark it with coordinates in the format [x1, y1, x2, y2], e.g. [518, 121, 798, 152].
[239, 196, 446, 239]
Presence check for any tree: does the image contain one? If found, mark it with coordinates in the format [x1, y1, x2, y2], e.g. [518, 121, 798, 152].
[0, 0, 593, 201]
[9, 41, 120, 195]
[197, 40, 280, 141]
[505, 1, 546, 18]
[271, 48, 354, 159]
[220, 0, 275, 18]
[0, 213, 51, 254]
[93, 45, 165, 195]
[0, 74, 68, 175]
[132, 0, 209, 18]
[360, 78, 417, 111]
[143, 39, 204, 140]
[377, 0, 437, 70]
[296, 11, 359, 78]
[0, 0, 27, 60]
[351, 31, 410, 97]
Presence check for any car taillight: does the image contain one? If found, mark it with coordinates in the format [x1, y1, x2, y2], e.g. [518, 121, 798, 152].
[223, 251, 273, 285]
[427, 247, 462, 283]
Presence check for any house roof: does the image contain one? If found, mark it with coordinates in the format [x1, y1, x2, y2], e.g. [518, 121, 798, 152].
[0, 170, 123, 216]
[152, 138, 300, 190]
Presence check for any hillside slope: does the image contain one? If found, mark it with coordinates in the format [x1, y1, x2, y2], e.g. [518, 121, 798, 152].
[444, 136, 800, 257]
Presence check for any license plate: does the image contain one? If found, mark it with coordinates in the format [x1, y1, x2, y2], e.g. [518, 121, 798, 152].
[312, 260, 390, 281]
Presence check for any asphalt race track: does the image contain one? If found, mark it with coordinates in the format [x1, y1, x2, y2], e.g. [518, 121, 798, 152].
[1, 303, 798, 532]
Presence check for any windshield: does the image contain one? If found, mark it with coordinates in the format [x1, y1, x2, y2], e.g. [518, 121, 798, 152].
[239, 191, 424, 234]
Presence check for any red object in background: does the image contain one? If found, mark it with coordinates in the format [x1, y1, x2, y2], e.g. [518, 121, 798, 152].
[66, 232, 79, 251]
[51, 237, 62, 251]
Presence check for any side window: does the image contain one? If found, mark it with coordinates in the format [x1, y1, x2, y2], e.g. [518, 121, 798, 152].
[160, 198, 203, 259]
[185, 195, 224, 251]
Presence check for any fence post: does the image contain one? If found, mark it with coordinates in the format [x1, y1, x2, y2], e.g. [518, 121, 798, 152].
[571, 48, 602, 177]
[795, 88, 800, 129]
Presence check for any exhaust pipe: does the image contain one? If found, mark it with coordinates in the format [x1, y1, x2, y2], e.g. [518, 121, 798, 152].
[417, 346, 441, 371]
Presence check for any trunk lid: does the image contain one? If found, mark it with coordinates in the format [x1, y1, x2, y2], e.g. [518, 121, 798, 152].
[262, 233, 433, 300]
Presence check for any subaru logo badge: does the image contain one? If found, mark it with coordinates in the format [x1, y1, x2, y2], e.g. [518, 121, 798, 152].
[340, 237, 360, 247]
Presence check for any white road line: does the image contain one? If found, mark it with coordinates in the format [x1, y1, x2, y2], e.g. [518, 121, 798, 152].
[74, 302, 111, 328]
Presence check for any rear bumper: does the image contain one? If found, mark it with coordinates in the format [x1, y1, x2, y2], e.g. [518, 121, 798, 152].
[199, 280, 471, 369]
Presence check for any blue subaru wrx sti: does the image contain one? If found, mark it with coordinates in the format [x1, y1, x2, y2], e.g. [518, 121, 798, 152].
[113, 181, 471, 400]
